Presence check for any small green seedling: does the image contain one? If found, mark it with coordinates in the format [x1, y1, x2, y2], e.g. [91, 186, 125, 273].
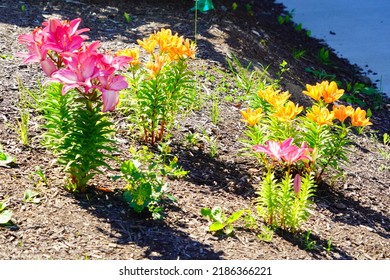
[123, 12, 131, 23]
[304, 230, 317, 250]
[0, 201, 13, 225]
[292, 49, 306, 60]
[318, 47, 330, 65]
[325, 239, 332, 253]
[277, 9, 294, 25]
[201, 130, 219, 158]
[0, 146, 15, 168]
[383, 133, 389, 145]
[257, 225, 274, 242]
[0, 54, 12, 60]
[201, 206, 245, 235]
[184, 132, 201, 147]
[32, 166, 48, 187]
[23, 189, 41, 204]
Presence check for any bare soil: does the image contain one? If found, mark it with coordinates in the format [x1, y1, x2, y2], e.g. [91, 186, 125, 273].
[0, 0, 389, 260]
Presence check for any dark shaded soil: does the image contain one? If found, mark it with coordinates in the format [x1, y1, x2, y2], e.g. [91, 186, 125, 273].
[0, 0, 389, 260]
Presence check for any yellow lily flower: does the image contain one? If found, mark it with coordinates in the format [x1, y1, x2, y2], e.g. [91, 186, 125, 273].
[306, 105, 334, 126]
[273, 101, 303, 122]
[240, 107, 263, 126]
[137, 37, 157, 54]
[302, 82, 324, 101]
[258, 86, 291, 108]
[351, 107, 372, 126]
[145, 53, 168, 76]
[115, 48, 140, 66]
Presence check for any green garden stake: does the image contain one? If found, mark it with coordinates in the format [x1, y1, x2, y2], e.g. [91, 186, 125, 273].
[191, 0, 214, 13]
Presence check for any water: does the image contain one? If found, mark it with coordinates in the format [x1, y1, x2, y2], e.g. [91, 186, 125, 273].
[276, 0, 390, 96]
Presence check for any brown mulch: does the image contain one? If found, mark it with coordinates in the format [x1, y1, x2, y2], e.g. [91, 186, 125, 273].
[0, 0, 389, 260]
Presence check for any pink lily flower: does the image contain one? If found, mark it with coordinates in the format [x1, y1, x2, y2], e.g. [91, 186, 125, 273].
[280, 142, 312, 164]
[253, 138, 312, 164]
[97, 53, 132, 74]
[253, 138, 294, 161]
[17, 28, 48, 63]
[51, 54, 100, 94]
[42, 18, 89, 54]
[97, 75, 128, 112]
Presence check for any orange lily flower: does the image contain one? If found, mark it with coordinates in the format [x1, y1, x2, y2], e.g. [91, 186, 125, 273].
[332, 105, 354, 122]
[273, 101, 303, 122]
[322, 81, 344, 103]
[350, 107, 372, 126]
[240, 107, 263, 126]
[306, 105, 334, 126]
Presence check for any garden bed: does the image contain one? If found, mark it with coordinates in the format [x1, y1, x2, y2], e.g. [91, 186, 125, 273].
[0, 0, 389, 260]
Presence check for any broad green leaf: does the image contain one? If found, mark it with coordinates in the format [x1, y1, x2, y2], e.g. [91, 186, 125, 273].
[0, 209, 12, 224]
[209, 222, 225, 232]
[201, 207, 211, 218]
[210, 206, 224, 223]
[0, 152, 15, 167]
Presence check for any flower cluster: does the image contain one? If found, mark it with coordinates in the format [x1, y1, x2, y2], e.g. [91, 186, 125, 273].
[303, 80, 344, 103]
[117, 28, 196, 76]
[243, 86, 303, 125]
[241, 80, 373, 186]
[116, 28, 197, 144]
[303, 81, 372, 127]
[17, 18, 130, 111]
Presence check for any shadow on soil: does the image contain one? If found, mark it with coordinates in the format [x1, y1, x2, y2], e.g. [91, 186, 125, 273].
[72, 188, 224, 260]
[277, 229, 354, 260]
[173, 144, 256, 198]
[316, 182, 390, 239]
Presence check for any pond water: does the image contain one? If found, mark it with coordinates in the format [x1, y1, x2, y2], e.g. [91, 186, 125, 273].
[277, 0, 390, 96]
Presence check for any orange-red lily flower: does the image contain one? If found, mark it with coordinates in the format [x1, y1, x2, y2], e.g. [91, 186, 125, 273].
[332, 105, 354, 123]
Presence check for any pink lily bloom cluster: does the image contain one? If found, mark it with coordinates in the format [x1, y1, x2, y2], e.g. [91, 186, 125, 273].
[253, 138, 312, 165]
[17, 18, 131, 112]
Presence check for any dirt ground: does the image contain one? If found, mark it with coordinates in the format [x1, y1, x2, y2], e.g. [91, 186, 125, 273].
[0, 0, 389, 260]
